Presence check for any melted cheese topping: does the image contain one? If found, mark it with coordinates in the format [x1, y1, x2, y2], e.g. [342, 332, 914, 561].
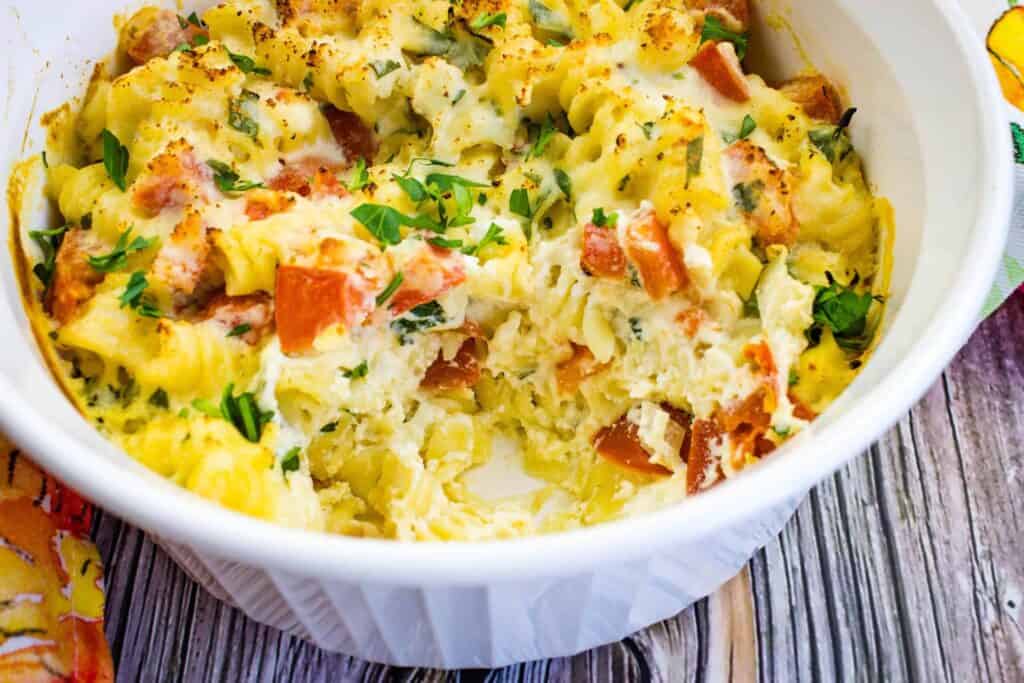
[15, 0, 891, 540]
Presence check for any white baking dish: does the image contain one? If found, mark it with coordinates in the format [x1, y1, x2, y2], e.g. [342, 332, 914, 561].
[0, 0, 1012, 668]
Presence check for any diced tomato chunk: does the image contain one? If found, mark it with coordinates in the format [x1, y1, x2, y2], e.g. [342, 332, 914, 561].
[623, 211, 688, 300]
[46, 228, 104, 325]
[581, 223, 627, 279]
[202, 291, 275, 345]
[268, 157, 348, 199]
[685, 0, 750, 30]
[778, 75, 843, 125]
[245, 190, 295, 220]
[555, 343, 608, 394]
[594, 416, 673, 477]
[322, 105, 378, 164]
[275, 265, 376, 353]
[421, 339, 482, 391]
[132, 144, 211, 216]
[690, 41, 750, 102]
[389, 246, 466, 315]
[686, 418, 722, 494]
[724, 140, 799, 246]
[122, 8, 209, 65]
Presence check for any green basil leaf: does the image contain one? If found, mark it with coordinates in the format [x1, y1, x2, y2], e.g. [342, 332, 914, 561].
[376, 272, 404, 306]
[101, 129, 129, 191]
[470, 11, 507, 30]
[700, 15, 749, 60]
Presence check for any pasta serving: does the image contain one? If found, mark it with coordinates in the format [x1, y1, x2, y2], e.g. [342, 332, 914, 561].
[13, 0, 891, 540]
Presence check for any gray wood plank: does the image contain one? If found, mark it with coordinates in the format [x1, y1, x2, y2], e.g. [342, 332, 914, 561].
[91, 293, 1024, 682]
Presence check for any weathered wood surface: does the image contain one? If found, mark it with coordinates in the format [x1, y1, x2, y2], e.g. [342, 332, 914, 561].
[92, 292, 1024, 682]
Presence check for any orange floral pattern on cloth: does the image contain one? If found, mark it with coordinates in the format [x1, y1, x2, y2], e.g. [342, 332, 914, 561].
[0, 436, 113, 682]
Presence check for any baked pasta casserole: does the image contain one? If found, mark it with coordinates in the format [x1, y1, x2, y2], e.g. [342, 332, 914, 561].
[12, 0, 891, 539]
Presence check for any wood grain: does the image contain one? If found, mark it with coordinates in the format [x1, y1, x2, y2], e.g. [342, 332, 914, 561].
[92, 293, 1024, 682]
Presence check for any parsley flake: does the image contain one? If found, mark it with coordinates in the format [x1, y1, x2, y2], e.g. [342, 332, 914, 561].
[101, 129, 129, 191]
[470, 11, 507, 30]
[87, 227, 157, 272]
[227, 323, 252, 338]
[281, 447, 301, 474]
[376, 272, 404, 306]
[343, 361, 369, 380]
[370, 59, 402, 78]
[119, 271, 161, 318]
[207, 160, 263, 193]
[700, 15, 749, 60]
[228, 51, 271, 75]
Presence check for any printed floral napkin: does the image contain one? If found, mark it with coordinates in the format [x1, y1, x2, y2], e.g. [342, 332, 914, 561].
[975, 1, 1024, 315]
[0, 3, 1020, 679]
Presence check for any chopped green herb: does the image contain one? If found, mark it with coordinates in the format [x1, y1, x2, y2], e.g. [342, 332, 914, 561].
[87, 227, 156, 272]
[809, 272, 875, 351]
[207, 160, 263, 193]
[228, 51, 271, 75]
[724, 114, 757, 143]
[119, 271, 161, 318]
[591, 207, 618, 228]
[809, 109, 856, 164]
[320, 421, 338, 433]
[423, 173, 489, 191]
[148, 388, 169, 409]
[638, 121, 655, 140]
[732, 180, 763, 212]
[28, 226, 68, 290]
[772, 426, 791, 437]
[623, 0, 642, 10]
[281, 447, 301, 474]
[452, 89, 467, 104]
[192, 34, 210, 47]
[617, 174, 631, 192]
[470, 11, 507, 30]
[686, 136, 704, 187]
[191, 398, 221, 418]
[393, 174, 429, 202]
[101, 129, 129, 191]
[528, 0, 573, 39]
[462, 223, 506, 256]
[185, 11, 205, 28]
[343, 361, 369, 380]
[743, 292, 760, 318]
[347, 158, 370, 191]
[228, 92, 260, 139]
[627, 263, 642, 287]
[546, 38, 566, 47]
[370, 59, 402, 78]
[510, 188, 533, 219]
[219, 383, 274, 443]
[428, 236, 465, 249]
[302, 72, 314, 92]
[629, 317, 643, 340]
[391, 300, 446, 344]
[700, 15, 749, 60]
[376, 272, 404, 306]
[528, 114, 557, 159]
[350, 204, 413, 246]
[227, 323, 252, 338]
[554, 168, 572, 200]
[788, 369, 799, 387]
